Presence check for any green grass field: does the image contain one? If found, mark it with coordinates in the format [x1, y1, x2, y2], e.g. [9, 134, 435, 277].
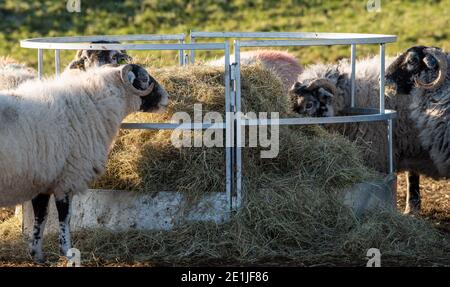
[1, 0, 449, 72]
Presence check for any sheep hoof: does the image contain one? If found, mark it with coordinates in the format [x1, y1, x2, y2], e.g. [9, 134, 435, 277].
[30, 250, 46, 264]
[403, 206, 420, 215]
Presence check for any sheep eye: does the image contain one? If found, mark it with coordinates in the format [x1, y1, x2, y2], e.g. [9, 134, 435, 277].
[305, 102, 313, 109]
[407, 55, 419, 65]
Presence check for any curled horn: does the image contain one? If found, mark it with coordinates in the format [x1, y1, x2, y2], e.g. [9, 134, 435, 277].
[307, 78, 337, 96]
[120, 64, 155, 96]
[415, 48, 448, 90]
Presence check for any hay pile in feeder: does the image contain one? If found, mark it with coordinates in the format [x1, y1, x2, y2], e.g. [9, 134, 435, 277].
[1, 63, 449, 266]
[92, 63, 375, 194]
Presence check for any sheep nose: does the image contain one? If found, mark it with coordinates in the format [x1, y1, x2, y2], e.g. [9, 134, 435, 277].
[384, 79, 397, 96]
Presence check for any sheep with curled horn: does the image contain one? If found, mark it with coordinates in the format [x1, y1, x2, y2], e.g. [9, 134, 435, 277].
[289, 53, 447, 214]
[0, 64, 169, 263]
[385, 46, 449, 212]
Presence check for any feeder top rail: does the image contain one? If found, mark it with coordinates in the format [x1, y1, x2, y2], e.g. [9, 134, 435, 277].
[191, 31, 397, 44]
[20, 38, 225, 51]
[21, 34, 185, 44]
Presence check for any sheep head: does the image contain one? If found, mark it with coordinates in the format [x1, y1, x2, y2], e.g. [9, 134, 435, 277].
[68, 40, 132, 71]
[120, 64, 169, 113]
[289, 79, 336, 117]
[385, 46, 448, 95]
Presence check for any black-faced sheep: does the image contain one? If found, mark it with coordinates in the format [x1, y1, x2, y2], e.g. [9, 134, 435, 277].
[208, 50, 303, 91]
[0, 64, 169, 262]
[290, 55, 443, 214]
[385, 46, 449, 212]
[67, 40, 132, 71]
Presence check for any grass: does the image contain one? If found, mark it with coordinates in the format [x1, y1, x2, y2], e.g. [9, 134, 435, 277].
[1, 0, 449, 72]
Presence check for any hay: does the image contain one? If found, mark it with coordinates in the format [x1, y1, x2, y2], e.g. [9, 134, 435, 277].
[92, 64, 372, 193]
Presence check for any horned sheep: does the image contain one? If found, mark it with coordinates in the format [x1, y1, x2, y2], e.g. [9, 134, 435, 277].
[290, 52, 447, 214]
[0, 64, 169, 262]
[385, 46, 449, 211]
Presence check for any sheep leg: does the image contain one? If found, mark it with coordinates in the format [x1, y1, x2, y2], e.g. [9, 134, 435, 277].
[29, 193, 51, 263]
[55, 193, 73, 257]
[404, 171, 421, 214]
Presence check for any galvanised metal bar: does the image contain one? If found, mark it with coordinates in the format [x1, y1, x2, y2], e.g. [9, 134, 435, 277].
[387, 119, 394, 174]
[240, 110, 397, 126]
[234, 40, 242, 211]
[190, 31, 196, 64]
[179, 39, 185, 66]
[239, 39, 394, 47]
[37, 49, 43, 80]
[21, 41, 225, 51]
[55, 50, 61, 76]
[379, 44, 386, 114]
[224, 41, 233, 212]
[22, 34, 186, 44]
[190, 31, 396, 43]
[229, 62, 237, 211]
[351, 44, 356, 107]
[120, 123, 226, 130]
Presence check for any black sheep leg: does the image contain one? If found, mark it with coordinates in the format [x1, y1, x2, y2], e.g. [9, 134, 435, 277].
[404, 171, 421, 214]
[55, 193, 73, 257]
[30, 193, 51, 263]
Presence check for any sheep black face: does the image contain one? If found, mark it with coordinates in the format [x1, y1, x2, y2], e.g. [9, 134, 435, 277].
[120, 64, 169, 113]
[385, 46, 448, 95]
[289, 80, 335, 117]
[68, 40, 132, 71]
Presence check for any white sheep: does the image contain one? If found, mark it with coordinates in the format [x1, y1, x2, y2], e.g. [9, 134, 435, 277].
[0, 64, 169, 262]
[0, 56, 36, 90]
[208, 50, 303, 91]
[290, 55, 444, 214]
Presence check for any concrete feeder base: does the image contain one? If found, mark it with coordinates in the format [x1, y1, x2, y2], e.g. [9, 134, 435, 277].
[21, 175, 396, 236]
[21, 190, 230, 237]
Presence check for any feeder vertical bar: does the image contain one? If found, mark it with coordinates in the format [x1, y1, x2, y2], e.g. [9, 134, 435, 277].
[189, 32, 195, 64]
[179, 39, 185, 66]
[379, 43, 385, 114]
[387, 118, 394, 174]
[234, 40, 242, 210]
[224, 42, 233, 212]
[38, 49, 43, 80]
[350, 44, 356, 107]
[55, 50, 61, 76]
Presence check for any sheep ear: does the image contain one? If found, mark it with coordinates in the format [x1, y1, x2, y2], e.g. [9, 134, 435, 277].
[118, 53, 133, 64]
[318, 88, 334, 103]
[291, 82, 307, 92]
[68, 58, 86, 70]
[423, 54, 438, 69]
